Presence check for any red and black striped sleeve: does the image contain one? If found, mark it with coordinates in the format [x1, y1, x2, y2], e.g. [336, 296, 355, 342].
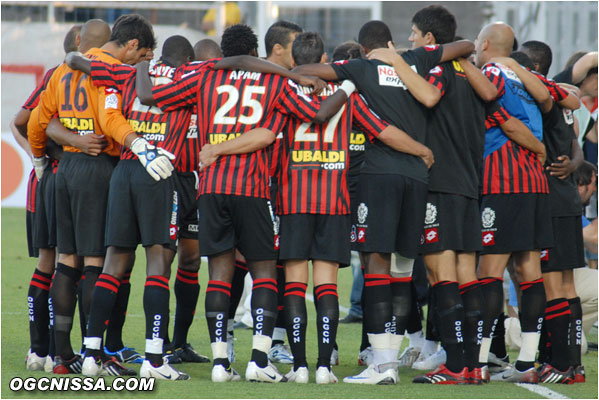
[351, 93, 389, 140]
[275, 79, 320, 123]
[425, 65, 447, 97]
[485, 101, 511, 130]
[22, 66, 57, 110]
[151, 71, 202, 112]
[90, 61, 135, 90]
[482, 63, 506, 97]
[533, 72, 569, 102]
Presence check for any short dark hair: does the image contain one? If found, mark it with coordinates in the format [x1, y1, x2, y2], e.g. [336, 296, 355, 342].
[265, 20, 303, 56]
[110, 14, 156, 50]
[162, 35, 194, 67]
[291, 32, 324, 66]
[574, 161, 598, 186]
[521, 40, 552, 75]
[411, 5, 456, 44]
[63, 25, 82, 53]
[221, 24, 258, 57]
[510, 51, 535, 70]
[332, 41, 362, 62]
[194, 38, 222, 61]
[358, 20, 392, 51]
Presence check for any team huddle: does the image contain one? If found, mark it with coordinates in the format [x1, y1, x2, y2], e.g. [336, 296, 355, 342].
[14, 4, 595, 385]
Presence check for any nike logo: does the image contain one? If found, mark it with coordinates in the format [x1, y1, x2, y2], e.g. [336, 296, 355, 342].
[263, 372, 277, 380]
[153, 370, 172, 380]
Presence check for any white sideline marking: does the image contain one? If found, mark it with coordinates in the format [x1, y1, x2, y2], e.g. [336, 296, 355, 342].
[305, 293, 350, 314]
[515, 383, 570, 399]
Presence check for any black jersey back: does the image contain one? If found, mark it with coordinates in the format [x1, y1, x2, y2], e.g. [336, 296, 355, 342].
[331, 45, 443, 183]
[424, 60, 485, 198]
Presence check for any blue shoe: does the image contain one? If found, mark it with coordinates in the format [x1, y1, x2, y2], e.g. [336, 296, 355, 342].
[104, 346, 144, 364]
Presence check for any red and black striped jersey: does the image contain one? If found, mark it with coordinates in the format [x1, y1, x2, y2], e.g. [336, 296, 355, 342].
[277, 84, 388, 215]
[22, 66, 58, 110]
[89, 59, 194, 168]
[151, 60, 321, 199]
[481, 140, 549, 194]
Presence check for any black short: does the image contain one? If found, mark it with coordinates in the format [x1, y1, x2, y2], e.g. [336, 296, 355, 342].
[55, 152, 117, 256]
[479, 193, 553, 254]
[541, 215, 585, 273]
[351, 174, 428, 259]
[198, 194, 277, 260]
[32, 167, 58, 251]
[279, 214, 351, 266]
[420, 192, 481, 254]
[105, 160, 177, 251]
[26, 210, 38, 258]
[174, 172, 199, 240]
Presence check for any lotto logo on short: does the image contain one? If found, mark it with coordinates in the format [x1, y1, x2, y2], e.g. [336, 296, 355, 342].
[357, 228, 366, 243]
[540, 250, 549, 261]
[482, 231, 495, 246]
[274, 235, 280, 250]
[424, 228, 438, 244]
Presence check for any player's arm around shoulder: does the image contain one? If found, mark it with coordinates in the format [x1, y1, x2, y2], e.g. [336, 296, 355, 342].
[458, 58, 498, 102]
[199, 128, 277, 170]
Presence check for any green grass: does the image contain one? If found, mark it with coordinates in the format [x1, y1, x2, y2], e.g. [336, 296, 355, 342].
[1, 207, 597, 398]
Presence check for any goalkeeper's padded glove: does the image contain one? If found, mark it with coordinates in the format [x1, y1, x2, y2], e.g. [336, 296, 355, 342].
[32, 156, 48, 181]
[131, 137, 176, 181]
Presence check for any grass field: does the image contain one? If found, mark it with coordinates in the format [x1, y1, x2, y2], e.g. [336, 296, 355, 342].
[1, 207, 597, 398]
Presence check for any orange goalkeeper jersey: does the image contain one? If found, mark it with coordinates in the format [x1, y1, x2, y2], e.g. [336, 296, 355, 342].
[29, 48, 135, 158]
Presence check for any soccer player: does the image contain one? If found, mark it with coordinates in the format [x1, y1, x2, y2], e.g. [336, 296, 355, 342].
[401, 5, 499, 385]
[472, 22, 553, 384]
[294, 20, 474, 384]
[135, 23, 345, 383]
[28, 15, 155, 374]
[519, 41, 587, 383]
[193, 38, 222, 60]
[13, 24, 80, 372]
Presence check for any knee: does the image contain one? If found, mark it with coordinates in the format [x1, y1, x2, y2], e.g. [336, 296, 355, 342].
[178, 252, 200, 272]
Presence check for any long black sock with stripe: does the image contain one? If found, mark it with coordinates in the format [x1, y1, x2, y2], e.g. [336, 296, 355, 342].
[479, 277, 504, 340]
[28, 269, 52, 356]
[77, 276, 87, 349]
[274, 265, 287, 343]
[284, 282, 308, 370]
[407, 280, 423, 334]
[359, 266, 369, 351]
[460, 280, 483, 369]
[544, 298, 571, 371]
[390, 277, 411, 335]
[314, 284, 339, 369]
[228, 260, 248, 320]
[490, 313, 507, 358]
[433, 281, 465, 373]
[85, 273, 120, 358]
[81, 266, 102, 321]
[206, 280, 231, 368]
[50, 263, 82, 360]
[363, 274, 392, 335]
[144, 276, 170, 366]
[567, 297, 583, 367]
[516, 278, 545, 371]
[251, 278, 278, 367]
[105, 272, 131, 352]
[425, 286, 440, 342]
[172, 268, 200, 347]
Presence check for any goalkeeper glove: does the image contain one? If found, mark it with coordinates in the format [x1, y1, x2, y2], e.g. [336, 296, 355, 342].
[131, 137, 176, 181]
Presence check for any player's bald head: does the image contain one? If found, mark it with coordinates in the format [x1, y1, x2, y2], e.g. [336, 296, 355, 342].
[475, 22, 514, 66]
[79, 19, 111, 53]
[194, 38, 222, 61]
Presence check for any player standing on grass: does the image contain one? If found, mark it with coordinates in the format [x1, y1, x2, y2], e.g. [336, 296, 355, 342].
[294, 20, 474, 384]
[136, 24, 347, 383]
[472, 23, 553, 384]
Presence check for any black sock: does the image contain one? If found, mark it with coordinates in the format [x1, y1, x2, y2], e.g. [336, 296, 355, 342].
[568, 297, 583, 367]
[228, 260, 248, 320]
[206, 280, 231, 368]
[516, 278, 545, 371]
[143, 276, 170, 366]
[314, 284, 339, 369]
[359, 266, 369, 351]
[285, 282, 308, 370]
[105, 272, 131, 352]
[251, 278, 278, 367]
[48, 296, 56, 358]
[28, 269, 52, 356]
[390, 277, 411, 335]
[172, 268, 199, 347]
[544, 298, 571, 371]
[425, 285, 440, 342]
[407, 280, 423, 334]
[50, 263, 81, 360]
[460, 280, 483, 369]
[274, 264, 286, 340]
[85, 273, 121, 358]
[479, 277, 504, 341]
[433, 281, 465, 373]
[490, 313, 507, 358]
[77, 276, 86, 350]
[363, 273, 392, 335]
[81, 266, 102, 320]
[538, 314, 550, 365]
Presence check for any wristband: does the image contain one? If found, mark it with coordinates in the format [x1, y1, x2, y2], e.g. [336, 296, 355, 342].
[339, 80, 356, 97]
